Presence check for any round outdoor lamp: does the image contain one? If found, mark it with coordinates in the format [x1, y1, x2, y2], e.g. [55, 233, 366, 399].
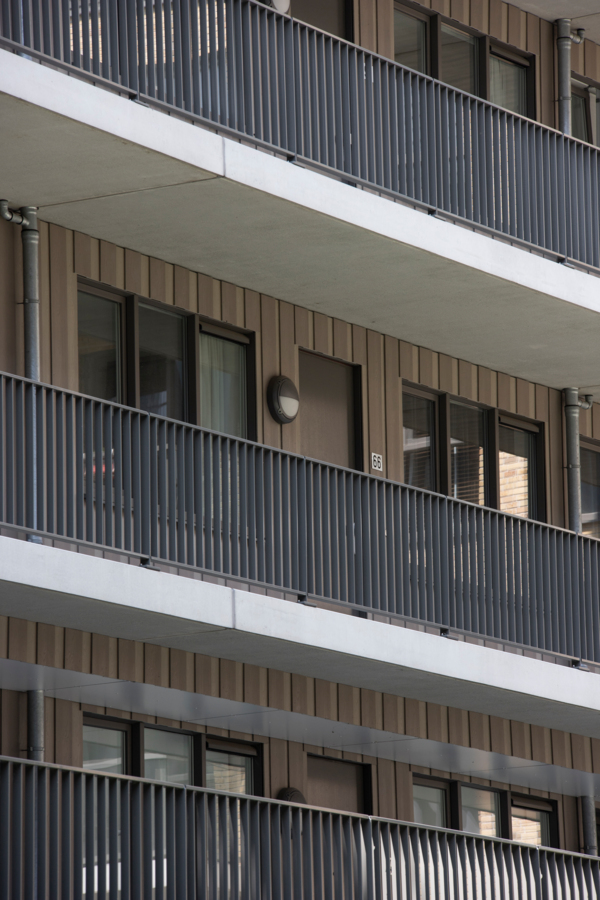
[267, 375, 299, 424]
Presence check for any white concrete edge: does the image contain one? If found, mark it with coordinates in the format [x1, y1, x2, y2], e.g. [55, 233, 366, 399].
[1, 48, 599, 320]
[1, 536, 599, 716]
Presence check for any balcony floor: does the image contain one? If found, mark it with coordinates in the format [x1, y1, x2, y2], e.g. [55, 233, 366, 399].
[2, 50, 600, 391]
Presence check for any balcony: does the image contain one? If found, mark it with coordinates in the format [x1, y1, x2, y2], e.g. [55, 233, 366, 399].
[2, 755, 599, 898]
[1, 0, 600, 272]
[2, 371, 600, 666]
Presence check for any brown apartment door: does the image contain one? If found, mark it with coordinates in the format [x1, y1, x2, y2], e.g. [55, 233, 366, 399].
[306, 755, 369, 814]
[298, 350, 359, 469]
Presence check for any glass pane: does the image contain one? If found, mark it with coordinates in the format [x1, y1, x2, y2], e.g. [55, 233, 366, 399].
[413, 783, 446, 827]
[403, 394, 435, 491]
[139, 304, 185, 420]
[394, 10, 427, 73]
[499, 425, 535, 518]
[581, 447, 600, 536]
[83, 725, 125, 774]
[205, 749, 254, 795]
[441, 24, 478, 94]
[572, 92, 590, 143]
[199, 332, 247, 438]
[511, 806, 551, 846]
[78, 292, 120, 402]
[144, 729, 192, 785]
[450, 403, 487, 505]
[461, 786, 500, 837]
[490, 55, 527, 115]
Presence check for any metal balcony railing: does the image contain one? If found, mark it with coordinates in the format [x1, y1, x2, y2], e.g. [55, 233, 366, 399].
[1, 0, 600, 269]
[2, 755, 600, 900]
[2, 372, 600, 662]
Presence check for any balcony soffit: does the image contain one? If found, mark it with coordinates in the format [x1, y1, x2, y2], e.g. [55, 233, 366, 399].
[1, 655, 599, 799]
[3, 51, 600, 391]
[506, 2, 600, 45]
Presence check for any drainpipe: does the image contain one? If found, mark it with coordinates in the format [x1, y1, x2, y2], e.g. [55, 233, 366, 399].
[581, 795, 598, 856]
[27, 689, 44, 762]
[556, 19, 585, 135]
[564, 388, 593, 533]
[1, 201, 42, 542]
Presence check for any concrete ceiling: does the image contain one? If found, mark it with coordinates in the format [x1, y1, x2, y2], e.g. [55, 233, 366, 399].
[507, 1, 600, 44]
[3, 50, 600, 392]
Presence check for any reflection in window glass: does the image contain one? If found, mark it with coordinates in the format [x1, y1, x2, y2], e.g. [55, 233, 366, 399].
[144, 729, 192, 785]
[78, 292, 121, 402]
[461, 786, 500, 837]
[490, 55, 527, 115]
[581, 447, 600, 537]
[572, 91, 590, 143]
[403, 394, 435, 491]
[199, 332, 247, 438]
[499, 425, 535, 518]
[205, 749, 254, 795]
[413, 783, 446, 827]
[441, 24, 478, 94]
[394, 10, 427, 73]
[511, 806, 551, 846]
[83, 725, 125, 774]
[450, 403, 487, 505]
[139, 304, 185, 420]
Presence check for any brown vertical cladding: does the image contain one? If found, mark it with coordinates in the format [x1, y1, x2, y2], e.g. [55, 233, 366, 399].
[0, 615, 597, 851]
[0, 220, 573, 526]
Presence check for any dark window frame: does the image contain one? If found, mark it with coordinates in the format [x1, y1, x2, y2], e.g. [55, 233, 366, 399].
[413, 775, 509, 838]
[83, 714, 263, 794]
[571, 73, 600, 146]
[393, 1, 536, 118]
[402, 381, 546, 522]
[508, 792, 558, 847]
[77, 278, 256, 439]
[402, 384, 441, 493]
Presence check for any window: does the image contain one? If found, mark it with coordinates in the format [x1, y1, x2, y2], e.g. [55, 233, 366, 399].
[498, 421, 538, 519]
[199, 328, 247, 439]
[392, 4, 534, 117]
[306, 755, 370, 814]
[490, 53, 527, 115]
[572, 84, 591, 143]
[205, 742, 256, 795]
[144, 728, 193, 785]
[461, 786, 501, 837]
[83, 723, 126, 774]
[413, 781, 447, 827]
[511, 802, 551, 846]
[138, 303, 186, 420]
[394, 8, 427, 73]
[299, 351, 361, 470]
[450, 401, 487, 504]
[440, 24, 478, 94]
[403, 391, 436, 491]
[581, 445, 600, 537]
[78, 290, 121, 402]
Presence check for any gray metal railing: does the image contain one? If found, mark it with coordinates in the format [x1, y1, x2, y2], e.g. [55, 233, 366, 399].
[1, 0, 600, 269]
[2, 755, 600, 900]
[2, 372, 600, 662]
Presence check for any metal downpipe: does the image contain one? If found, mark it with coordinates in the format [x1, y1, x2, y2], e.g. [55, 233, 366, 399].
[557, 19, 573, 135]
[564, 388, 593, 534]
[581, 795, 598, 856]
[27, 689, 44, 762]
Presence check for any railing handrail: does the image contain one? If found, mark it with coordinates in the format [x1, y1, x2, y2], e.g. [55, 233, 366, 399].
[0, 754, 596, 859]
[2, 0, 600, 270]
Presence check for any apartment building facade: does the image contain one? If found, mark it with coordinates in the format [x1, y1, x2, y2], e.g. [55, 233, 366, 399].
[2, 0, 600, 896]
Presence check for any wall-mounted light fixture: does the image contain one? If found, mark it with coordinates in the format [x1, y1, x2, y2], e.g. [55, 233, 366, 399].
[267, 375, 299, 424]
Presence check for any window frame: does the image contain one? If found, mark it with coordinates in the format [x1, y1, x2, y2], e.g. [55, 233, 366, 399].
[82, 714, 263, 793]
[495, 411, 546, 522]
[393, 1, 536, 118]
[402, 384, 441, 493]
[77, 278, 256, 439]
[413, 775, 509, 837]
[508, 793, 558, 847]
[579, 436, 600, 537]
[572, 76, 598, 145]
